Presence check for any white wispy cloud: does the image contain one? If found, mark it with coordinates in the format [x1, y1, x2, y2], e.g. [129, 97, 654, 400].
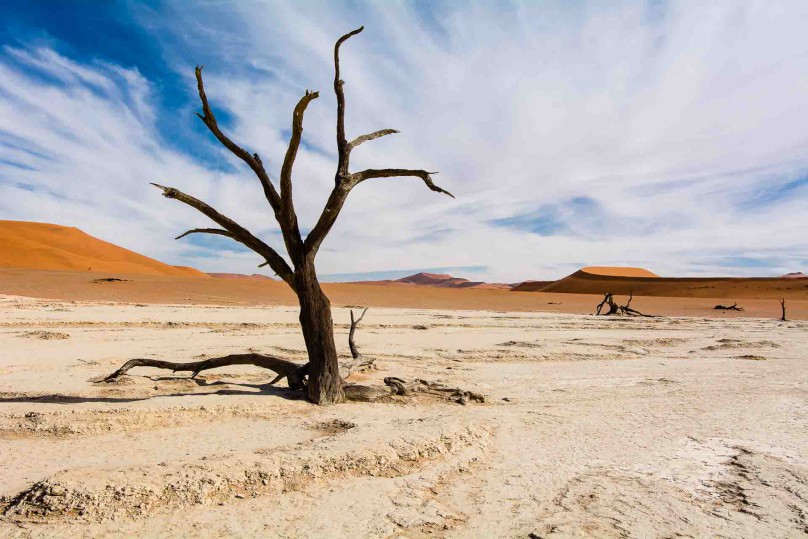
[1, 0, 806, 280]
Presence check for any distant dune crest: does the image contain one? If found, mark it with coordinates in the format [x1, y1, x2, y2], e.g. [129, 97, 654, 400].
[392, 272, 512, 290]
[208, 273, 274, 280]
[514, 266, 807, 299]
[580, 266, 660, 278]
[0, 220, 207, 277]
[397, 272, 507, 289]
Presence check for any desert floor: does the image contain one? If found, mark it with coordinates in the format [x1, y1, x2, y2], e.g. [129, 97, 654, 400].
[1, 268, 806, 320]
[0, 295, 806, 538]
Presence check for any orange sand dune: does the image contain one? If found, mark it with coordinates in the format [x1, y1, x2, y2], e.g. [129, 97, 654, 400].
[580, 266, 660, 277]
[0, 221, 207, 277]
[510, 280, 556, 291]
[515, 269, 808, 300]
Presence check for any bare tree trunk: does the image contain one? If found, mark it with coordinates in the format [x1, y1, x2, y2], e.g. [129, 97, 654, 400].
[780, 298, 787, 322]
[295, 263, 343, 405]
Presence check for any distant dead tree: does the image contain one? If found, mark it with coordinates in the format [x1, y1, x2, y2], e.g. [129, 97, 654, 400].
[779, 298, 787, 321]
[618, 291, 648, 316]
[596, 293, 619, 315]
[105, 27, 453, 404]
[714, 302, 745, 312]
[596, 291, 651, 317]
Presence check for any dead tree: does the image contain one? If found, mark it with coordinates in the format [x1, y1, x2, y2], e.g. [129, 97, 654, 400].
[105, 27, 453, 404]
[714, 303, 745, 312]
[780, 298, 786, 321]
[596, 291, 652, 317]
[596, 293, 619, 315]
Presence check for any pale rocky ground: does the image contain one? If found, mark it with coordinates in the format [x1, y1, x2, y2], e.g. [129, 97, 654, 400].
[0, 294, 806, 538]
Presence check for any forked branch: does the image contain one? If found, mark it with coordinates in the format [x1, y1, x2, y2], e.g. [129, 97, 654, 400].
[303, 27, 453, 259]
[339, 308, 375, 378]
[151, 183, 294, 287]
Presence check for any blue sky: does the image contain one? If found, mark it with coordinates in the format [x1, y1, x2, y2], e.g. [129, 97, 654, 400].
[0, 0, 806, 281]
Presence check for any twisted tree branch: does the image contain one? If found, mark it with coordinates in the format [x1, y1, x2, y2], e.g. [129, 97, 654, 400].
[175, 228, 232, 240]
[352, 169, 455, 198]
[348, 129, 399, 150]
[104, 353, 307, 391]
[301, 26, 453, 260]
[348, 307, 368, 359]
[151, 183, 295, 288]
[280, 90, 320, 252]
[334, 26, 364, 181]
[194, 65, 282, 214]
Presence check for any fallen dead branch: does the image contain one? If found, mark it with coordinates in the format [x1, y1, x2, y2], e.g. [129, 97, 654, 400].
[714, 303, 745, 312]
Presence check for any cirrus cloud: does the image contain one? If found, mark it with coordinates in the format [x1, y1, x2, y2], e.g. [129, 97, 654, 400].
[0, 0, 806, 281]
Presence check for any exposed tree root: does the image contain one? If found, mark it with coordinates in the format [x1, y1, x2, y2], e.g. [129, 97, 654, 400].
[714, 303, 745, 312]
[344, 377, 485, 404]
[102, 308, 482, 405]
